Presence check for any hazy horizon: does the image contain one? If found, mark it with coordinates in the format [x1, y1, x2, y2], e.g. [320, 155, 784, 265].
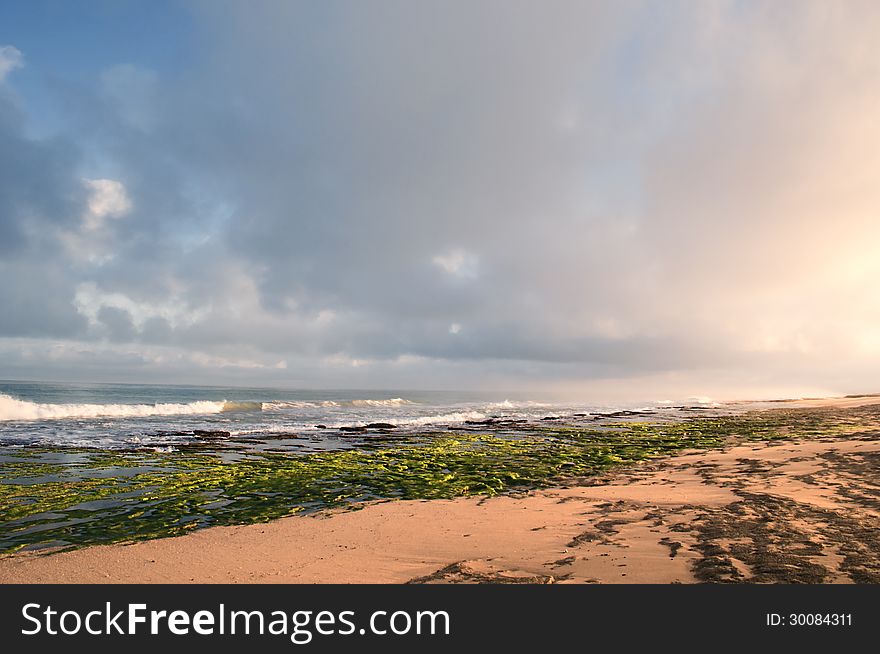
[2, 1, 880, 400]
[1, 372, 871, 405]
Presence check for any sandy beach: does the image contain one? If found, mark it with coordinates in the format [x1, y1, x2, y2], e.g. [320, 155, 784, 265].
[1, 396, 878, 584]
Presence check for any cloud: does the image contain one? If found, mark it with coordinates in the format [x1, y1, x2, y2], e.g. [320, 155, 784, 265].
[99, 64, 159, 131]
[97, 305, 137, 342]
[432, 249, 479, 279]
[82, 178, 132, 228]
[3, 1, 880, 396]
[0, 93, 84, 258]
[0, 45, 22, 82]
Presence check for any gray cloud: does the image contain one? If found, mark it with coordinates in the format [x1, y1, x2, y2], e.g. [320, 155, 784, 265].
[0, 85, 90, 338]
[2, 2, 880, 397]
[0, 94, 84, 255]
[97, 305, 136, 342]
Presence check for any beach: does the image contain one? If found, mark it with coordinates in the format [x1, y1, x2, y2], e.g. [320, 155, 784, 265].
[2, 395, 878, 584]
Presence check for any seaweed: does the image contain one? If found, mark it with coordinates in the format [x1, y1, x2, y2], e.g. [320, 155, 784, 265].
[2, 405, 876, 554]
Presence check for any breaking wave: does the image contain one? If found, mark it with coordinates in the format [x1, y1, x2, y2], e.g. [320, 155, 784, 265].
[0, 393, 419, 422]
[263, 398, 414, 410]
[395, 410, 488, 426]
[350, 398, 413, 407]
[262, 400, 339, 410]
[484, 399, 553, 410]
[0, 393, 229, 422]
[220, 401, 264, 412]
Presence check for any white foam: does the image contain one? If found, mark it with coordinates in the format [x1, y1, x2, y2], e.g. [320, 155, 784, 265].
[263, 398, 411, 410]
[263, 400, 341, 410]
[0, 393, 226, 422]
[394, 410, 488, 426]
[350, 398, 413, 407]
[484, 399, 553, 410]
[220, 400, 263, 412]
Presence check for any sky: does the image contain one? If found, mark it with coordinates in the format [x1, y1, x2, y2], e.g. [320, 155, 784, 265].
[1, 0, 880, 400]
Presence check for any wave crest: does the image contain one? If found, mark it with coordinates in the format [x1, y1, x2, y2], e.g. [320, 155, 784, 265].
[221, 401, 264, 412]
[350, 398, 413, 407]
[396, 410, 486, 426]
[0, 393, 227, 422]
[264, 398, 414, 410]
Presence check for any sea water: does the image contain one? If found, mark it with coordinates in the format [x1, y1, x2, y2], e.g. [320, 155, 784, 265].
[0, 380, 708, 451]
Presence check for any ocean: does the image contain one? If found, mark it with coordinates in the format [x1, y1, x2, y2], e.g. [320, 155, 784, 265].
[0, 380, 743, 554]
[0, 380, 714, 451]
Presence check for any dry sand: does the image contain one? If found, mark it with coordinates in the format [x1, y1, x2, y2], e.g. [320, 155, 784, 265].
[2, 395, 879, 584]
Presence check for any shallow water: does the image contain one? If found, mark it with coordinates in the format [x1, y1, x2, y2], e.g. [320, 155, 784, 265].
[0, 380, 755, 554]
[0, 380, 715, 451]
[3, 381, 864, 555]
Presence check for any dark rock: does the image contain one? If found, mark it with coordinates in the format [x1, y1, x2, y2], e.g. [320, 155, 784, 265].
[590, 410, 656, 419]
[365, 422, 397, 429]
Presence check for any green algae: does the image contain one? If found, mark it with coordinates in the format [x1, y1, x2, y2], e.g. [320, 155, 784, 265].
[1, 406, 876, 555]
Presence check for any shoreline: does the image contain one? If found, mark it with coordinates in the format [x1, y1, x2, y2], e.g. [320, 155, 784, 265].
[1, 395, 879, 584]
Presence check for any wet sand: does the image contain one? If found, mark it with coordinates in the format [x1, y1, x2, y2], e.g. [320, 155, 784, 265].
[2, 396, 879, 584]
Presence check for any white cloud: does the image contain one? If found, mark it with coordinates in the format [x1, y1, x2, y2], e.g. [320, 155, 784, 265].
[449, 323, 461, 335]
[83, 179, 132, 229]
[58, 179, 134, 264]
[0, 45, 22, 82]
[73, 282, 206, 330]
[432, 248, 479, 279]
